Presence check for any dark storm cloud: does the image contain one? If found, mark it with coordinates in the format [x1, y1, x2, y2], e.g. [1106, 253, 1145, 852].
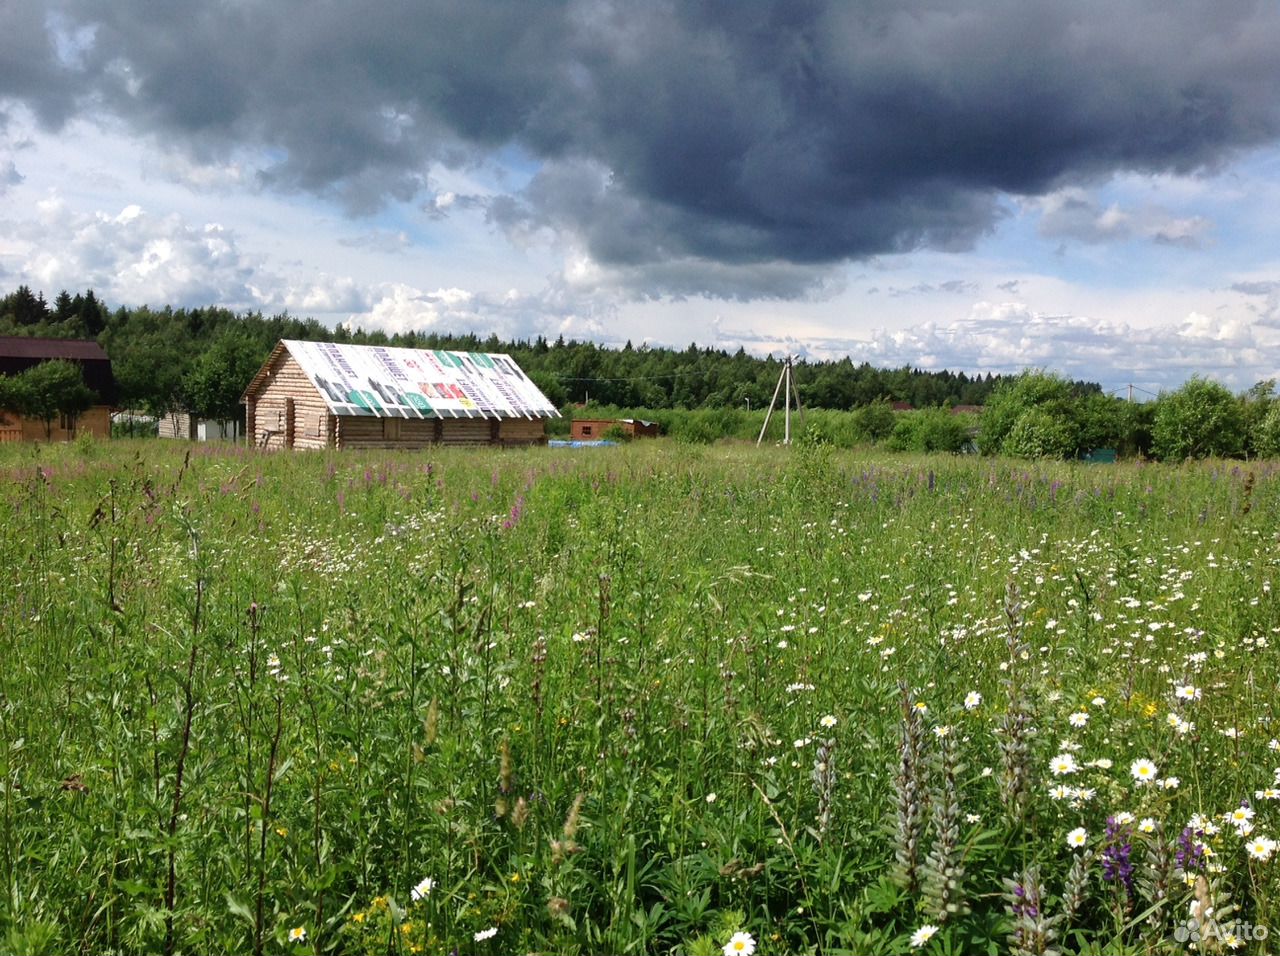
[0, 5, 82, 127]
[9, 0, 1280, 288]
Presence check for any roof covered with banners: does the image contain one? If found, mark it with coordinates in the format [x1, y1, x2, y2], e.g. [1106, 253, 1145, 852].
[242, 340, 560, 420]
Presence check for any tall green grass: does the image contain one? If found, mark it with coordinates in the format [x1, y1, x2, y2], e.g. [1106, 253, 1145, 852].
[1, 439, 1277, 953]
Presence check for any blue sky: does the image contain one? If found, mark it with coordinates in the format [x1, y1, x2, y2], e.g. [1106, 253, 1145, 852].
[3, 1, 1280, 395]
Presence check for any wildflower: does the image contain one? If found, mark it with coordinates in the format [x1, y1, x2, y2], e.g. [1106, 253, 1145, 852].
[933, 725, 951, 738]
[1114, 811, 1135, 825]
[910, 924, 939, 948]
[1088, 758, 1114, 770]
[1130, 759, 1158, 784]
[705, 793, 717, 804]
[1176, 827, 1207, 871]
[964, 691, 982, 710]
[1227, 806, 1255, 828]
[1068, 712, 1089, 728]
[289, 927, 307, 943]
[474, 926, 499, 941]
[914, 701, 929, 714]
[1066, 827, 1088, 849]
[1175, 684, 1202, 701]
[410, 876, 435, 901]
[1246, 836, 1276, 861]
[1049, 784, 1072, 801]
[1139, 817, 1157, 833]
[1050, 754, 1079, 776]
[1092, 696, 1107, 707]
[1101, 816, 1135, 892]
[820, 714, 838, 729]
[1159, 776, 1180, 790]
[723, 931, 756, 956]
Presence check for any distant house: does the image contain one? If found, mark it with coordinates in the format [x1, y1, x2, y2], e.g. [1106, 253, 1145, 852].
[570, 418, 661, 441]
[949, 404, 984, 415]
[890, 401, 914, 412]
[241, 340, 559, 450]
[0, 336, 117, 441]
[157, 412, 242, 442]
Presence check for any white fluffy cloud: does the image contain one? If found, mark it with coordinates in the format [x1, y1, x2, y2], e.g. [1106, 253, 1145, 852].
[347, 282, 610, 343]
[846, 304, 1273, 391]
[0, 193, 366, 315]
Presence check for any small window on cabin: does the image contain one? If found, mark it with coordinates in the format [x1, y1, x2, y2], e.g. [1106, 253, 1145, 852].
[382, 418, 401, 440]
[581, 425, 592, 436]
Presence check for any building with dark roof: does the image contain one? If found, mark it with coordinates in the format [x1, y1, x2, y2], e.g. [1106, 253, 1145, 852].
[0, 336, 117, 441]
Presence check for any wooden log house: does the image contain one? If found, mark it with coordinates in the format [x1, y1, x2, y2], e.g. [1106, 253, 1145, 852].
[241, 340, 558, 450]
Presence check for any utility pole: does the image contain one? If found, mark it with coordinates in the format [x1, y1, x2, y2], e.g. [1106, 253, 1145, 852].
[757, 355, 805, 446]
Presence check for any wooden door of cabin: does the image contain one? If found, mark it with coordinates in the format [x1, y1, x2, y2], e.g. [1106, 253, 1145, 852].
[285, 398, 295, 449]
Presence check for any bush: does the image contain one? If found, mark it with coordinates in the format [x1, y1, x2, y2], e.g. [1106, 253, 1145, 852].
[886, 409, 971, 453]
[1002, 407, 1079, 459]
[1251, 402, 1280, 459]
[1150, 377, 1245, 460]
[852, 399, 896, 442]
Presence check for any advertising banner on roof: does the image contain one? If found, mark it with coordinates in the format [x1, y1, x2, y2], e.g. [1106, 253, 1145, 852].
[283, 340, 560, 419]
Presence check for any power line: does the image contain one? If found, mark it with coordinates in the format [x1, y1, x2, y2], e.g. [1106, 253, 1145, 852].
[551, 370, 695, 383]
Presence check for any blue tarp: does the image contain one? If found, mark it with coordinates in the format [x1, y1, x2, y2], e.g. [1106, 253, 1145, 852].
[548, 439, 619, 448]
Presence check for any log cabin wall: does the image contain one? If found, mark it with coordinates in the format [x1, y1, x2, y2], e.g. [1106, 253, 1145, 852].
[336, 416, 439, 450]
[334, 416, 545, 449]
[497, 419, 547, 446]
[246, 352, 333, 450]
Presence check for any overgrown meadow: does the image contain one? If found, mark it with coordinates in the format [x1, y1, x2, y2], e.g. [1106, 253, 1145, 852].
[2, 439, 1278, 955]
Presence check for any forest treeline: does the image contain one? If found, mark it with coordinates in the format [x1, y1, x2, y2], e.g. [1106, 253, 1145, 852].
[0, 284, 1061, 421]
[6, 285, 1280, 460]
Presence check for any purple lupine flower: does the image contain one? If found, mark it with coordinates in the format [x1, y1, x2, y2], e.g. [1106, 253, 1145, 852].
[1009, 883, 1039, 918]
[1176, 827, 1207, 872]
[1100, 816, 1134, 893]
